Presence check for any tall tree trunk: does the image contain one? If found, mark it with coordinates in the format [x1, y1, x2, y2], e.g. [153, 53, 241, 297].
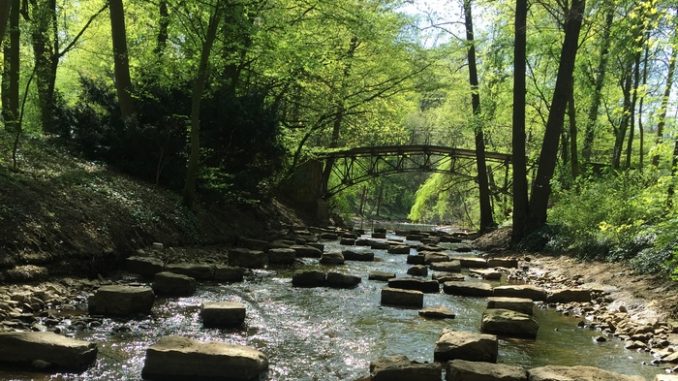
[582, 6, 614, 162]
[182, 5, 223, 207]
[154, 0, 169, 57]
[638, 44, 649, 171]
[464, 0, 495, 233]
[2, 0, 20, 132]
[625, 52, 642, 169]
[511, 0, 529, 244]
[527, 0, 586, 234]
[31, 0, 59, 132]
[668, 139, 678, 208]
[653, 26, 676, 166]
[109, 0, 135, 124]
[568, 87, 579, 177]
[0, 1, 11, 48]
[612, 66, 633, 169]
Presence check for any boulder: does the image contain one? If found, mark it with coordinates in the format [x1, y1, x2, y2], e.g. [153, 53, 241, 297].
[326, 272, 361, 289]
[370, 355, 442, 381]
[88, 285, 155, 316]
[320, 252, 345, 265]
[419, 306, 456, 319]
[434, 329, 498, 363]
[292, 270, 326, 287]
[267, 248, 297, 265]
[430, 261, 462, 272]
[165, 263, 215, 280]
[447, 359, 527, 381]
[451, 256, 488, 268]
[408, 265, 429, 277]
[381, 287, 424, 308]
[407, 255, 426, 265]
[493, 285, 547, 301]
[228, 248, 267, 269]
[142, 336, 268, 381]
[369, 271, 396, 281]
[388, 278, 440, 293]
[481, 308, 539, 339]
[388, 245, 411, 254]
[443, 281, 493, 297]
[546, 289, 592, 303]
[433, 273, 465, 283]
[487, 257, 519, 268]
[214, 265, 245, 282]
[342, 250, 375, 261]
[0, 331, 97, 371]
[528, 366, 645, 381]
[201, 302, 246, 328]
[470, 269, 502, 280]
[424, 252, 450, 264]
[152, 272, 196, 297]
[126, 256, 164, 277]
[291, 245, 323, 258]
[487, 297, 534, 315]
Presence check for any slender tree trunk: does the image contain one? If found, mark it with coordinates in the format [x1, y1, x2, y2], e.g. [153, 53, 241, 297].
[638, 44, 649, 171]
[612, 67, 633, 169]
[582, 6, 614, 162]
[0, 1, 11, 47]
[2, 0, 20, 132]
[182, 5, 223, 207]
[376, 184, 383, 217]
[109, 0, 135, 124]
[653, 30, 676, 166]
[668, 139, 678, 208]
[568, 87, 579, 177]
[464, 0, 495, 233]
[154, 0, 169, 57]
[31, 0, 59, 132]
[511, 0, 529, 244]
[625, 53, 642, 169]
[359, 185, 368, 216]
[527, 0, 586, 234]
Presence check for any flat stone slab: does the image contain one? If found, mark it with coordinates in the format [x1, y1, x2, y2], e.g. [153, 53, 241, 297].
[228, 248, 267, 268]
[201, 302, 246, 328]
[152, 272, 196, 297]
[371, 355, 441, 381]
[290, 245, 322, 258]
[388, 277, 439, 293]
[292, 270, 326, 287]
[487, 257, 519, 268]
[142, 336, 268, 381]
[165, 263, 215, 280]
[447, 359, 527, 381]
[423, 252, 450, 264]
[214, 265, 245, 282]
[470, 269, 502, 280]
[481, 308, 539, 339]
[326, 272, 361, 289]
[381, 287, 424, 308]
[451, 256, 488, 268]
[493, 285, 547, 301]
[126, 256, 164, 277]
[369, 271, 396, 281]
[388, 245, 411, 254]
[528, 366, 645, 381]
[434, 329, 498, 363]
[419, 306, 456, 319]
[407, 265, 429, 277]
[369, 240, 391, 250]
[487, 297, 534, 315]
[267, 248, 297, 265]
[320, 252, 345, 265]
[88, 285, 155, 316]
[0, 331, 97, 371]
[546, 288, 592, 303]
[443, 281, 493, 297]
[342, 250, 374, 261]
[430, 260, 462, 272]
[433, 273, 465, 283]
[407, 255, 426, 265]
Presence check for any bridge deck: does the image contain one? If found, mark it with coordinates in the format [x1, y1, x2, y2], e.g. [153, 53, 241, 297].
[315, 145, 511, 163]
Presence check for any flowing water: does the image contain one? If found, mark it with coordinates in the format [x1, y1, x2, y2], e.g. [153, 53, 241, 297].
[0, 232, 667, 381]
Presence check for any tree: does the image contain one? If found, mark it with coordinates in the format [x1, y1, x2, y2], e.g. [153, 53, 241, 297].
[2, 0, 20, 133]
[463, 0, 496, 232]
[653, 8, 677, 166]
[512, 0, 529, 244]
[0, 1, 11, 47]
[109, 0, 135, 123]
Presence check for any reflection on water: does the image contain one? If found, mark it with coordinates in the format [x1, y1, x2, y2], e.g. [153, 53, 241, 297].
[0, 233, 665, 381]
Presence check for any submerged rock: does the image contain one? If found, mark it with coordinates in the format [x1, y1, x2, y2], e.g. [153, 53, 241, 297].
[434, 329, 498, 363]
[481, 308, 539, 339]
[0, 331, 97, 371]
[381, 287, 424, 308]
[419, 306, 456, 319]
[528, 366, 645, 381]
[142, 336, 268, 381]
[152, 272, 196, 297]
[326, 272, 361, 289]
[370, 355, 441, 381]
[88, 285, 155, 316]
[201, 301, 246, 328]
[447, 359, 527, 381]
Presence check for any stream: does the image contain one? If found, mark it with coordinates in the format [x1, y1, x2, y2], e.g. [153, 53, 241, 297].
[0, 231, 667, 381]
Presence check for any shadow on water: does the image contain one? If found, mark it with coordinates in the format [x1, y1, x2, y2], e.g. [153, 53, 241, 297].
[0, 231, 666, 381]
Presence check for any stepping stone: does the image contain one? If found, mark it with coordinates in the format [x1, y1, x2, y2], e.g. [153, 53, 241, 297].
[372, 232, 387, 239]
[487, 257, 518, 268]
[454, 247, 474, 253]
[369, 271, 396, 281]
[320, 232, 338, 240]
[320, 252, 345, 265]
[406, 234, 425, 241]
[292, 270, 326, 287]
[407, 265, 428, 277]
[373, 228, 387, 234]
[487, 297, 534, 315]
[528, 366, 645, 381]
[326, 272, 361, 289]
[388, 245, 411, 254]
[340, 238, 356, 245]
[447, 359, 527, 381]
[434, 329, 498, 363]
[388, 277, 439, 293]
[407, 255, 426, 265]
[493, 285, 547, 301]
[433, 273, 465, 283]
[290, 245, 322, 258]
[369, 240, 391, 250]
[481, 308, 539, 339]
[267, 248, 297, 265]
[238, 237, 270, 251]
[228, 248, 267, 268]
[126, 256, 164, 277]
[370, 355, 441, 381]
[308, 242, 324, 251]
[355, 238, 371, 246]
[443, 281, 493, 297]
[152, 272, 196, 297]
[451, 256, 488, 268]
[546, 288, 592, 303]
[214, 265, 245, 282]
[142, 336, 268, 381]
[419, 306, 456, 319]
[470, 269, 502, 280]
[342, 250, 374, 261]
[88, 285, 155, 316]
[0, 331, 97, 371]
[423, 252, 450, 264]
[381, 287, 423, 308]
[201, 302, 246, 328]
[430, 260, 462, 272]
[165, 263, 215, 280]
[420, 245, 444, 252]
